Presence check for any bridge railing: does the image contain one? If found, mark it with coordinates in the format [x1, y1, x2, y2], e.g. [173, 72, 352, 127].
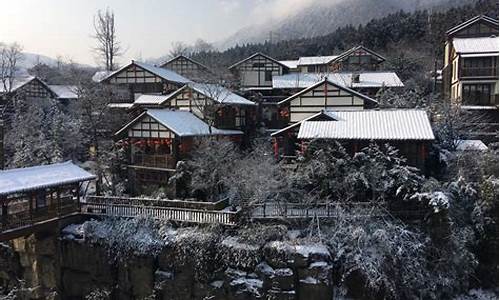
[81, 198, 239, 225]
[85, 196, 229, 210]
[250, 202, 427, 220]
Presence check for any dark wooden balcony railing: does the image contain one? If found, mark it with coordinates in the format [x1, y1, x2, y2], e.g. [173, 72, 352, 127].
[1, 196, 79, 232]
[132, 153, 176, 169]
[460, 67, 498, 77]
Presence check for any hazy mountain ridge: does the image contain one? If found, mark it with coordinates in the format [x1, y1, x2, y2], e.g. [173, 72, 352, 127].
[218, 0, 471, 49]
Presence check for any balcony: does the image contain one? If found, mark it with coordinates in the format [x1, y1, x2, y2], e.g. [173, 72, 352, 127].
[132, 153, 176, 170]
[460, 67, 498, 78]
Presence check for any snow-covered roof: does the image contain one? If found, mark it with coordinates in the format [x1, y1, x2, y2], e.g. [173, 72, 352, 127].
[92, 70, 113, 83]
[133, 94, 172, 105]
[108, 103, 134, 109]
[279, 60, 299, 69]
[101, 61, 192, 84]
[48, 85, 78, 99]
[115, 109, 243, 137]
[271, 110, 336, 137]
[455, 139, 488, 151]
[297, 110, 435, 141]
[0, 76, 35, 93]
[297, 56, 338, 66]
[0, 161, 96, 197]
[453, 37, 499, 54]
[273, 72, 404, 89]
[188, 83, 256, 106]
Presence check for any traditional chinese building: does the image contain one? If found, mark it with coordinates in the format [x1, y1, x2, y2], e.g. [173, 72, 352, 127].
[160, 55, 213, 81]
[272, 71, 404, 98]
[99, 60, 191, 101]
[289, 46, 386, 74]
[272, 109, 435, 170]
[0, 162, 95, 239]
[276, 78, 378, 125]
[0, 76, 56, 100]
[229, 53, 290, 91]
[114, 109, 243, 192]
[442, 15, 499, 140]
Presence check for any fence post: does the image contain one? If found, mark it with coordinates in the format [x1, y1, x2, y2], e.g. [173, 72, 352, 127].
[263, 203, 266, 218]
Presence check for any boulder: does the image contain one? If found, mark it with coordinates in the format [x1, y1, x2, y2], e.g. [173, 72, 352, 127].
[271, 268, 294, 291]
[218, 237, 261, 271]
[263, 241, 331, 269]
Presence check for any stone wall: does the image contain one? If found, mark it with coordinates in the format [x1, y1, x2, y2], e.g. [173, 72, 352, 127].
[58, 229, 336, 300]
[3, 223, 340, 300]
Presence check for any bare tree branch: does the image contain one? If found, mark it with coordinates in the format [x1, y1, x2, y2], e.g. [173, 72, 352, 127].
[92, 8, 122, 71]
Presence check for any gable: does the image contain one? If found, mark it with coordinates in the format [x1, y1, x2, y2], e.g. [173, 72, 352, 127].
[287, 81, 368, 123]
[106, 64, 165, 84]
[161, 56, 209, 79]
[128, 115, 176, 139]
[448, 16, 499, 38]
[17, 78, 54, 98]
[454, 20, 498, 38]
[232, 54, 285, 71]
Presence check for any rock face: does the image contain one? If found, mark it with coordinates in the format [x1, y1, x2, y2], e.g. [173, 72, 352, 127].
[6, 224, 339, 300]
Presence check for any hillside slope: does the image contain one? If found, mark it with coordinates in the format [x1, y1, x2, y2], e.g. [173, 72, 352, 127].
[218, 0, 470, 49]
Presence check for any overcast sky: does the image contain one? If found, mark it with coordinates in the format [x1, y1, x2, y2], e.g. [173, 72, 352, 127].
[0, 0, 318, 66]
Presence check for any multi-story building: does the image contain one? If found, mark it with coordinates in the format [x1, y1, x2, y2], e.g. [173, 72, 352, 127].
[442, 15, 499, 139]
[443, 15, 499, 106]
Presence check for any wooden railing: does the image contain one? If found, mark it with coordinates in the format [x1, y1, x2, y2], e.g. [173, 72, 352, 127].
[1, 200, 79, 232]
[461, 67, 498, 77]
[86, 196, 229, 210]
[81, 197, 239, 225]
[251, 202, 426, 220]
[132, 153, 176, 169]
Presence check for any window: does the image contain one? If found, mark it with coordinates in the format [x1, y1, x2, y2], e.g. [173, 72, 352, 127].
[307, 65, 316, 73]
[462, 84, 494, 105]
[265, 71, 273, 81]
[252, 62, 265, 68]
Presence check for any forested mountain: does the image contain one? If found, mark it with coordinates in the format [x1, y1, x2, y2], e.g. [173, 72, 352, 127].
[193, 0, 498, 72]
[217, 0, 471, 49]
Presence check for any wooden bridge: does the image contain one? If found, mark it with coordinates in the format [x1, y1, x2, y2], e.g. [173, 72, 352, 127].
[0, 196, 240, 241]
[81, 196, 239, 225]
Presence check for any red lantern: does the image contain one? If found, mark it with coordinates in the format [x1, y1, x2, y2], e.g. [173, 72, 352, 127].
[279, 107, 289, 118]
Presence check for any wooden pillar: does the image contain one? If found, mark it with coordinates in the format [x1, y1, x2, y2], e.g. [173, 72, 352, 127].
[56, 188, 61, 216]
[353, 142, 359, 154]
[29, 193, 34, 222]
[76, 183, 81, 211]
[273, 137, 279, 160]
[1, 197, 7, 230]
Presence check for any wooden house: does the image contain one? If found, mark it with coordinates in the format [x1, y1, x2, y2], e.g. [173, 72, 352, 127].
[100, 60, 191, 101]
[443, 15, 499, 105]
[442, 15, 499, 140]
[160, 55, 213, 81]
[118, 83, 257, 132]
[292, 46, 386, 74]
[114, 109, 242, 192]
[228, 53, 290, 91]
[0, 76, 56, 100]
[272, 110, 435, 170]
[0, 162, 95, 236]
[272, 71, 404, 98]
[276, 78, 378, 125]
